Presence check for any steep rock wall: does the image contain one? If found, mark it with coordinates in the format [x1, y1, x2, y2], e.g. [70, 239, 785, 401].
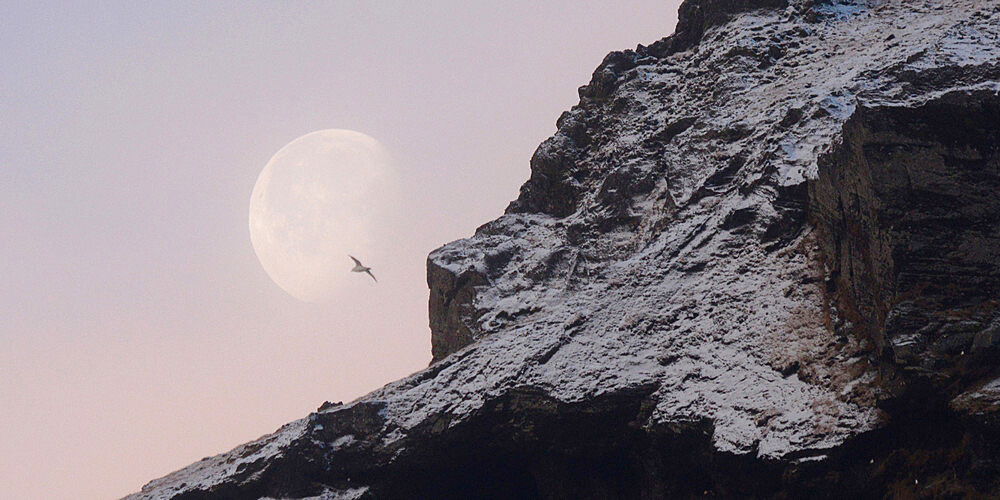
[129, 1, 1000, 498]
[811, 91, 1000, 384]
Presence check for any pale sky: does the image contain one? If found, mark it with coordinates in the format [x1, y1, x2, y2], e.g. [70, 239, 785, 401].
[0, 2, 681, 498]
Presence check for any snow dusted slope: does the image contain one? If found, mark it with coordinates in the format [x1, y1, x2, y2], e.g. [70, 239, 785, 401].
[129, 0, 1000, 498]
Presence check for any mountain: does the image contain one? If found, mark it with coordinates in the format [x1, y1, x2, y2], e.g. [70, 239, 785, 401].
[128, 0, 1000, 498]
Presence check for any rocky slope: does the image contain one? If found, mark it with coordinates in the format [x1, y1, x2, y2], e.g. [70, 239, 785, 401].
[128, 0, 1000, 498]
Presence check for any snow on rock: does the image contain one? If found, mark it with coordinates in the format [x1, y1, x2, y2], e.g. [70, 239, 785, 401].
[125, 419, 309, 500]
[129, 1, 1000, 498]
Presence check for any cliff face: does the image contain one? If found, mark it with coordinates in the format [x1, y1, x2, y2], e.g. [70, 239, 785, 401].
[130, 1, 1000, 498]
[811, 93, 1000, 383]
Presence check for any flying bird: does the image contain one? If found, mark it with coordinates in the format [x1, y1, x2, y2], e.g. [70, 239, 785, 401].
[349, 255, 377, 282]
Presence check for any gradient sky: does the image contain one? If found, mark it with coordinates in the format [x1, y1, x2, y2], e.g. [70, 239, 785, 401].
[0, 2, 681, 498]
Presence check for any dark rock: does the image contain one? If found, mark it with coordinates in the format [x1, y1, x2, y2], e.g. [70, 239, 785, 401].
[426, 254, 489, 362]
[128, 0, 1000, 498]
[646, 0, 790, 57]
[809, 90, 1000, 383]
[506, 134, 583, 218]
[317, 401, 343, 412]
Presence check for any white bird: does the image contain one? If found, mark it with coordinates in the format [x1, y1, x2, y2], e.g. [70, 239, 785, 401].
[349, 255, 377, 282]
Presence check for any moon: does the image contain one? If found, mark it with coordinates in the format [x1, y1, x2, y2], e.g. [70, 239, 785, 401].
[249, 129, 394, 302]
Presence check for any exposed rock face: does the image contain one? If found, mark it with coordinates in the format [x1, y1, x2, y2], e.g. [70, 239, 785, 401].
[426, 257, 488, 361]
[811, 92, 1000, 384]
[129, 1, 1000, 498]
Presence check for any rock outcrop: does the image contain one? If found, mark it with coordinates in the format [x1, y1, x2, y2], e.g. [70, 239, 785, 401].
[129, 0, 1000, 498]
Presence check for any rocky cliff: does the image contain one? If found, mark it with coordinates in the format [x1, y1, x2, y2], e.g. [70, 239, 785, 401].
[128, 0, 1000, 498]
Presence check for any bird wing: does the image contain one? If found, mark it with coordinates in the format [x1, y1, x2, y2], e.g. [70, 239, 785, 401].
[366, 269, 377, 282]
[349, 255, 363, 266]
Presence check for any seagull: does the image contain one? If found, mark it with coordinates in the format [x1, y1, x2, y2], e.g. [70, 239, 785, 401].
[349, 255, 377, 282]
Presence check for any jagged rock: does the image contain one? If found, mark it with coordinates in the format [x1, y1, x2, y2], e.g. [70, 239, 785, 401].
[128, 0, 1000, 498]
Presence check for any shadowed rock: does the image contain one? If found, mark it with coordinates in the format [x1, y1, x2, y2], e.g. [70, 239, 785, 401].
[128, 0, 1000, 498]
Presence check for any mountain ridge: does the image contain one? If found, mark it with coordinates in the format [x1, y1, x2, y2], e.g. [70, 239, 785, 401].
[128, 0, 1000, 497]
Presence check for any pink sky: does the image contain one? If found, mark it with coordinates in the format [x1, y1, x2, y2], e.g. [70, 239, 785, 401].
[0, 2, 681, 498]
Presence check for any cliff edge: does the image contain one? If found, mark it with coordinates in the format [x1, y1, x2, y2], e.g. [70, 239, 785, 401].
[129, 0, 1000, 498]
